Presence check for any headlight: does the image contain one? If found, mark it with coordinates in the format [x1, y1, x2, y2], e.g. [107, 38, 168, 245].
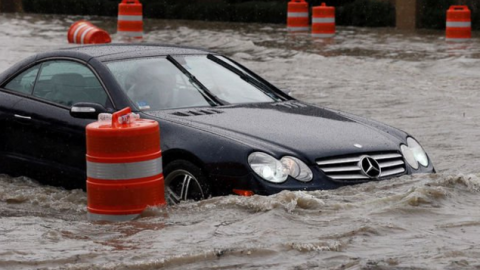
[281, 156, 313, 182]
[407, 137, 429, 167]
[400, 137, 429, 169]
[248, 152, 288, 183]
[401, 144, 418, 169]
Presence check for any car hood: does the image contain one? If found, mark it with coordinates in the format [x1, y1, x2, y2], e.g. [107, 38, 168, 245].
[146, 101, 406, 161]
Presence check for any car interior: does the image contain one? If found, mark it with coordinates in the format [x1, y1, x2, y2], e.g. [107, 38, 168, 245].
[35, 73, 108, 107]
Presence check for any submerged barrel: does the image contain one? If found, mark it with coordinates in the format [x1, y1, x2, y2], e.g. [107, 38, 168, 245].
[312, 3, 335, 38]
[446, 5, 471, 42]
[118, 0, 144, 39]
[67, 21, 111, 44]
[86, 107, 165, 222]
[287, 0, 309, 32]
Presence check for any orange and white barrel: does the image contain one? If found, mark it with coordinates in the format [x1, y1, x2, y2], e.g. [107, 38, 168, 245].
[312, 3, 335, 38]
[287, 0, 309, 32]
[67, 21, 111, 44]
[117, 0, 144, 39]
[86, 107, 165, 222]
[446, 5, 471, 42]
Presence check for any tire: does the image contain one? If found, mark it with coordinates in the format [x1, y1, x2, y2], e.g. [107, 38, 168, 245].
[163, 160, 211, 205]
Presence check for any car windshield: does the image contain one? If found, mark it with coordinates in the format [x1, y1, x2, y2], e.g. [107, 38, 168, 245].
[106, 55, 279, 111]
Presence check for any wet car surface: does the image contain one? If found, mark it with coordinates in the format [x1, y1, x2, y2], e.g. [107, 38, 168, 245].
[0, 44, 434, 203]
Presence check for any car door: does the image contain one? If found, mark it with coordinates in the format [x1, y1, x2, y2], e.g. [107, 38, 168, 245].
[9, 59, 111, 188]
[0, 64, 41, 176]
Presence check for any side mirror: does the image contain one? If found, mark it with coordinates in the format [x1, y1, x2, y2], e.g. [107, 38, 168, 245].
[70, 102, 107, 119]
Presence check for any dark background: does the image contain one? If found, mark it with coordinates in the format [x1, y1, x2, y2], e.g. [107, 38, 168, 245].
[19, 0, 480, 29]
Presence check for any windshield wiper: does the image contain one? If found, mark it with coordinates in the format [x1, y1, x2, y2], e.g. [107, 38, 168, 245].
[166, 55, 227, 106]
[207, 54, 286, 101]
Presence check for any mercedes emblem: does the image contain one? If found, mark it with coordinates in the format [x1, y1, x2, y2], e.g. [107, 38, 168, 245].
[358, 156, 381, 179]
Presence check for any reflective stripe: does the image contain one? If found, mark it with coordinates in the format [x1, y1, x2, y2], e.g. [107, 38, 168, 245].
[446, 21, 471, 28]
[73, 24, 88, 43]
[118, 15, 143, 21]
[80, 27, 95, 44]
[312, 33, 335, 38]
[87, 157, 162, 180]
[446, 38, 471, 42]
[88, 212, 139, 222]
[287, 27, 310, 31]
[287, 12, 309, 18]
[312, 17, 335, 23]
[117, 31, 144, 37]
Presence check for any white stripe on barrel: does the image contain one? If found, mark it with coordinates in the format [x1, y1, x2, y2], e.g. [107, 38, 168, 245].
[80, 27, 95, 44]
[73, 24, 88, 43]
[87, 157, 162, 180]
[312, 33, 335, 38]
[312, 17, 335, 23]
[117, 31, 144, 37]
[287, 12, 309, 18]
[446, 21, 471, 27]
[118, 15, 143, 21]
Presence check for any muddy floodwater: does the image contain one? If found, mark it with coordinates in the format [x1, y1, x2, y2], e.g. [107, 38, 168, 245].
[1, 13, 480, 270]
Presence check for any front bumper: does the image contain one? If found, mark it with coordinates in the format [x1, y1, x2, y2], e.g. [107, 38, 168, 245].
[227, 161, 435, 196]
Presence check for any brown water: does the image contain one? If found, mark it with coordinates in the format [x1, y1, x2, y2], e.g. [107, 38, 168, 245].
[1, 13, 480, 270]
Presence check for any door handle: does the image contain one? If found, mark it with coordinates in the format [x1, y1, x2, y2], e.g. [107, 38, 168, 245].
[14, 114, 32, 120]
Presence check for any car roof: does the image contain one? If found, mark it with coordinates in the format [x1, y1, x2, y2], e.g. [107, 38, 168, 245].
[0, 44, 214, 86]
[55, 44, 213, 62]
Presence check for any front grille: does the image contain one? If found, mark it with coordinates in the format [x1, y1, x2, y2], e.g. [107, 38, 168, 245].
[316, 152, 406, 184]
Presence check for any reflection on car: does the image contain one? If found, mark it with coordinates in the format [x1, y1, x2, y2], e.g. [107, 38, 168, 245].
[0, 44, 435, 204]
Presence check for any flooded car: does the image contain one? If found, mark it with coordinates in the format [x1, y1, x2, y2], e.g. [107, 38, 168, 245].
[0, 44, 435, 203]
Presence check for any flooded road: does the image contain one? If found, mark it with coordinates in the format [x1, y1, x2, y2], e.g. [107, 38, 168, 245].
[1, 13, 480, 269]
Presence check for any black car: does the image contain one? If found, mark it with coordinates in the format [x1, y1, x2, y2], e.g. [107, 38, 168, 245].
[0, 44, 435, 204]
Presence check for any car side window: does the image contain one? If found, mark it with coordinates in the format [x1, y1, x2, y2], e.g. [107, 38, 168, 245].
[33, 60, 108, 107]
[4, 65, 40, 95]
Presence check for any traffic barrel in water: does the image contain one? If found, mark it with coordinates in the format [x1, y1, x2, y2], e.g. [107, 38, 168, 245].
[287, 0, 309, 32]
[312, 3, 335, 38]
[446, 5, 471, 42]
[118, 0, 144, 39]
[86, 107, 165, 222]
[67, 21, 111, 44]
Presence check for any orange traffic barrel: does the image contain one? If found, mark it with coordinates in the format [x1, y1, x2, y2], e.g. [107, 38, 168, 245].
[118, 0, 144, 39]
[86, 107, 165, 222]
[287, 0, 309, 32]
[446, 5, 471, 42]
[312, 3, 335, 38]
[67, 21, 111, 44]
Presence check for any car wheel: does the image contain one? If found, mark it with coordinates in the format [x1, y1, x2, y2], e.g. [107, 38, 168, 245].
[163, 160, 211, 205]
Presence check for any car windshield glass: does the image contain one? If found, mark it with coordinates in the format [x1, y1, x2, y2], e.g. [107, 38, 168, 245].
[106, 58, 213, 111]
[173, 55, 278, 104]
[212, 55, 282, 97]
